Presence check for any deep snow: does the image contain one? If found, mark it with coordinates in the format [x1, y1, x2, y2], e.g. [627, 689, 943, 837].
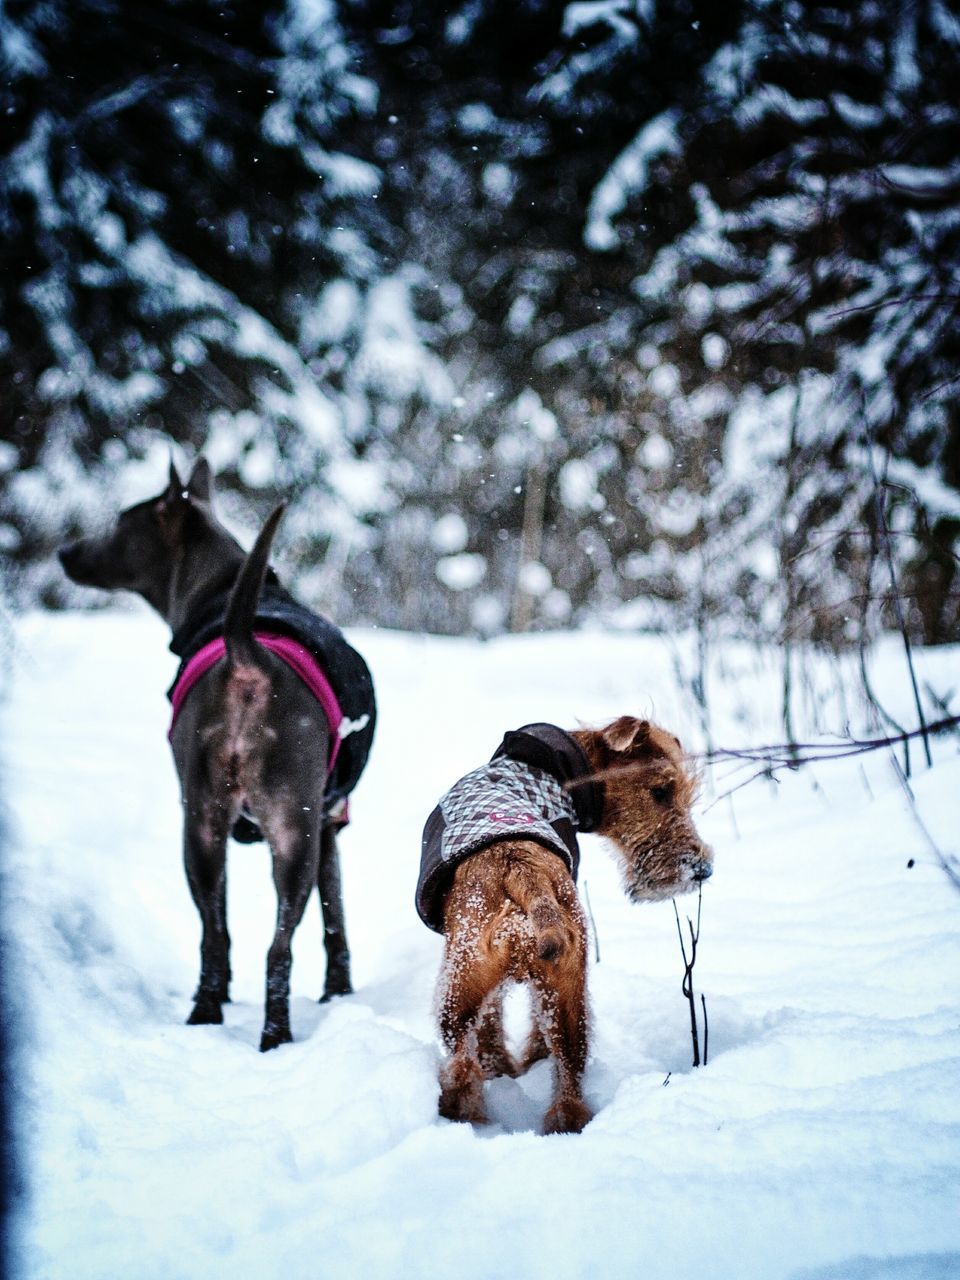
[3, 608, 959, 1280]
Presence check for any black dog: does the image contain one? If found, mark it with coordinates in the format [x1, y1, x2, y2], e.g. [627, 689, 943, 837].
[59, 459, 375, 1050]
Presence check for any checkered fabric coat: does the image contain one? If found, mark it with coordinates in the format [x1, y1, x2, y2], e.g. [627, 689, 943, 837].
[416, 723, 602, 933]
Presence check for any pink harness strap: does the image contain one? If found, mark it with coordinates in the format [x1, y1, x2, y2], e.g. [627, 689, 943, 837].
[168, 631, 343, 779]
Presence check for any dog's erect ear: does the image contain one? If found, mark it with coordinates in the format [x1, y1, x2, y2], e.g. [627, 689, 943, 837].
[167, 458, 184, 495]
[156, 457, 192, 533]
[601, 715, 650, 753]
[187, 458, 214, 504]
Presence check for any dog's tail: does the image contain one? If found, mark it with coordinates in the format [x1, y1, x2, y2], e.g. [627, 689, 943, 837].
[527, 896, 568, 962]
[503, 859, 570, 963]
[223, 503, 286, 667]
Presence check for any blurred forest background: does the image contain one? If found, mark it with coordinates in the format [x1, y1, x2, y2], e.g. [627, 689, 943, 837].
[2, 0, 958, 647]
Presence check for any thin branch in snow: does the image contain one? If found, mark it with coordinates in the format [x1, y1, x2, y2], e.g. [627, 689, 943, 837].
[702, 766, 780, 812]
[582, 878, 601, 965]
[673, 882, 707, 1069]
[566, 716, 960, 797]
[701, 994, 709, 1065]
[867, 437, 932, 769]
[857, 513, 911, 771]
[888, 751, 960, 895]
[923, 684, 960, 739]
[701, 716, 958, 770]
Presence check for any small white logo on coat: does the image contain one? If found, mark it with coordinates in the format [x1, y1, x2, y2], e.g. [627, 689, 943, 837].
[338, 713, 370, 739]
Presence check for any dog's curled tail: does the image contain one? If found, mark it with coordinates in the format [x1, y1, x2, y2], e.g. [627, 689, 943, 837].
[223, 503, 286, 667]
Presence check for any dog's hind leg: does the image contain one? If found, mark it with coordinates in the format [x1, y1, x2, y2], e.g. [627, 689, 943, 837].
[260, 813, 322, 1051]
[534, 941, 592, 1135]
[437, 943, 509, 1124]
[183, 812, 232, 1026]
[438, 1006, 486, 1123]
[317, 822, 352, 1002]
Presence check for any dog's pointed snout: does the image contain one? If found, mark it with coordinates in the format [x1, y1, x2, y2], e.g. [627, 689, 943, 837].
[58, 543, 84, 578]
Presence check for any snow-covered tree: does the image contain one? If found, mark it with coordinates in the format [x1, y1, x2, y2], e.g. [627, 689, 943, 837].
[0, 0, 450, 607]
[578, 0, 960, 644]
[3, 0, 957, 644]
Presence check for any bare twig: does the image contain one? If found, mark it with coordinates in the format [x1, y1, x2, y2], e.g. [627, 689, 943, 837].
[701, 766, 780, 811]
[672, 882, 707, 1068]
[867, 440, 932, 770]
[857, 527, 911, 774]
[923, 683, 959, 736]
[582, 878, 601, 965]
[564, 715, 960, 795]
[826, 293, 960, 321]
[510, 454, 547, 633]
[889, 755, 960, 895]
[701, 994, 709, 1066]
[702, 716, 957, 771]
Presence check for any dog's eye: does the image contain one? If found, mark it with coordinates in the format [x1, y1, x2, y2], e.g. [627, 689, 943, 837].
[650, 783, 673, 804]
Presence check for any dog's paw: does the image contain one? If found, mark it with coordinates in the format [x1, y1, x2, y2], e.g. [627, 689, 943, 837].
[259, 1024, 293, 1052]
[186, 997, 224, 1026]
[319, 978, 353, 1004]
[439, 1088, 489, 1126]
[517, 1029, 550, 1073]
[478, 1048, 519, 1080]
[542, 1098, 592, 1135]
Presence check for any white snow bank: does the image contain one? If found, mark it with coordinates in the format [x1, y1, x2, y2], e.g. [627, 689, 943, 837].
[3, 612, 959, 1280]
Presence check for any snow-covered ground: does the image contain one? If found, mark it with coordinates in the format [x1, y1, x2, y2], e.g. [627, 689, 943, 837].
[3, 608, 959, 1280]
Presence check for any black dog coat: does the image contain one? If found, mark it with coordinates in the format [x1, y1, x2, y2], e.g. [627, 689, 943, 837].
[416, 723, 603, 933]
[169, 576, 376, 827]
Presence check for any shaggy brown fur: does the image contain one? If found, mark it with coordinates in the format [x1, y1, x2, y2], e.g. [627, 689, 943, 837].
[436, 715, 712, 1135]
[571, 715, 712, 904]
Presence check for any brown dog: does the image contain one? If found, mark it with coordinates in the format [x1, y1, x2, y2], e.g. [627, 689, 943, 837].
[415, 716, 712, 1135]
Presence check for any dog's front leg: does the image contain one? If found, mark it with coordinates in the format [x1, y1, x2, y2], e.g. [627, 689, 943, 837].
[183, 815, 231, 1026]
[317, 822, 352, 1002]
[475, 991, 518, 1079]
[260, 817, 322, 1051]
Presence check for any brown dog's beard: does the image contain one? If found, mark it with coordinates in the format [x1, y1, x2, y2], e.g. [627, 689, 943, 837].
[616, 798, 713, 901]
[572, 719, 713, 902]
[623, 841, 709, 901]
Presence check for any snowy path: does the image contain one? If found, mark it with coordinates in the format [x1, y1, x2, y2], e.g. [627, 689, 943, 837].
[4, 610, 960, 1280]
